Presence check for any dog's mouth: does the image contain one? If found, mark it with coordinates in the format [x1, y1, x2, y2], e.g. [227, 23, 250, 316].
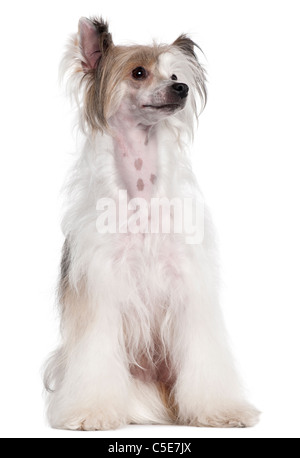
[142, 104, 181, 111]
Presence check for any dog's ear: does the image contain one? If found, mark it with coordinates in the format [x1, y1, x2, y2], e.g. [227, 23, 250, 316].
[173, 34, 207, 113]
[173, 34, 198, 61]
[78, 17, 113, 72]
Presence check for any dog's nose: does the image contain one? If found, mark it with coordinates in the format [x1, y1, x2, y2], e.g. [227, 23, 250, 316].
[172, 83, 189, 99]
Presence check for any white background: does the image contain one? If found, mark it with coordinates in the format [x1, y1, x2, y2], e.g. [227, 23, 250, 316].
[0, 0, 299, 439]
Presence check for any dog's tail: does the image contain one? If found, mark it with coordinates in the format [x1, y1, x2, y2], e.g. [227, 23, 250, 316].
[43, 347, 66, 394]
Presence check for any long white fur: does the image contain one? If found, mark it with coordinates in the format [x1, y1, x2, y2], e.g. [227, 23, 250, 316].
[44, 25, 259, 430]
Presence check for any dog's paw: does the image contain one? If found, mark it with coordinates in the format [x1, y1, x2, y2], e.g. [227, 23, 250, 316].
[80, 412, 127, 431]
[191, 404, 260, 428]
[54, 412, 127, 431]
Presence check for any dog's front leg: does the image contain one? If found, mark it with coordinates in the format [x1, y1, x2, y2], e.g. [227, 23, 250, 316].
[171, 269, 260, 428]
[46, 300, 130, 431]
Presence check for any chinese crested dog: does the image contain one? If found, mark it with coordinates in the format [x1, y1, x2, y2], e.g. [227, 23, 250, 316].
[44, 17, 259, 430]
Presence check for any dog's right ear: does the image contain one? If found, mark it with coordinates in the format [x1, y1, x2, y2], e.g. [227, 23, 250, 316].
[78, 17, 113, 72]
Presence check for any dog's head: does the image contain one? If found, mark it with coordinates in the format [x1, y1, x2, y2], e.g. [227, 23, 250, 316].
[64, 17, 206, 133]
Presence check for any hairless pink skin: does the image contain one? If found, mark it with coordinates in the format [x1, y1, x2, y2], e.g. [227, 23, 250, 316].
[110, 102, 158, 201]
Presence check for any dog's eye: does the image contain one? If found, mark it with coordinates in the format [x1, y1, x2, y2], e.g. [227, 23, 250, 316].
[171, 74, 178, 81]
[132, 67, 148, 80]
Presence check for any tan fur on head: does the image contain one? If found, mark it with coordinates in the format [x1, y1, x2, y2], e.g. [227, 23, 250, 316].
[61, 17, 206, 134]
[85, 44, 169, 131]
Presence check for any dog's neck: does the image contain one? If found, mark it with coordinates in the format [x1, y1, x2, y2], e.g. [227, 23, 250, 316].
[109, 109, 158, 201]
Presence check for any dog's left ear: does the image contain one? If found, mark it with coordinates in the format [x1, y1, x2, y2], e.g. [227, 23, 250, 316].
[173, 34, 207, 113]
[79, 17, 113, 72]
[173, 34, 198, 61]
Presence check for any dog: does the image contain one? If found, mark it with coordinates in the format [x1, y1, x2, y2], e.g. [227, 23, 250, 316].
[44, 17, 260, 430]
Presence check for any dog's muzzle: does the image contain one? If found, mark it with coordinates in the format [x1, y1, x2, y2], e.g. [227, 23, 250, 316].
[143, 83, 189, 112]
